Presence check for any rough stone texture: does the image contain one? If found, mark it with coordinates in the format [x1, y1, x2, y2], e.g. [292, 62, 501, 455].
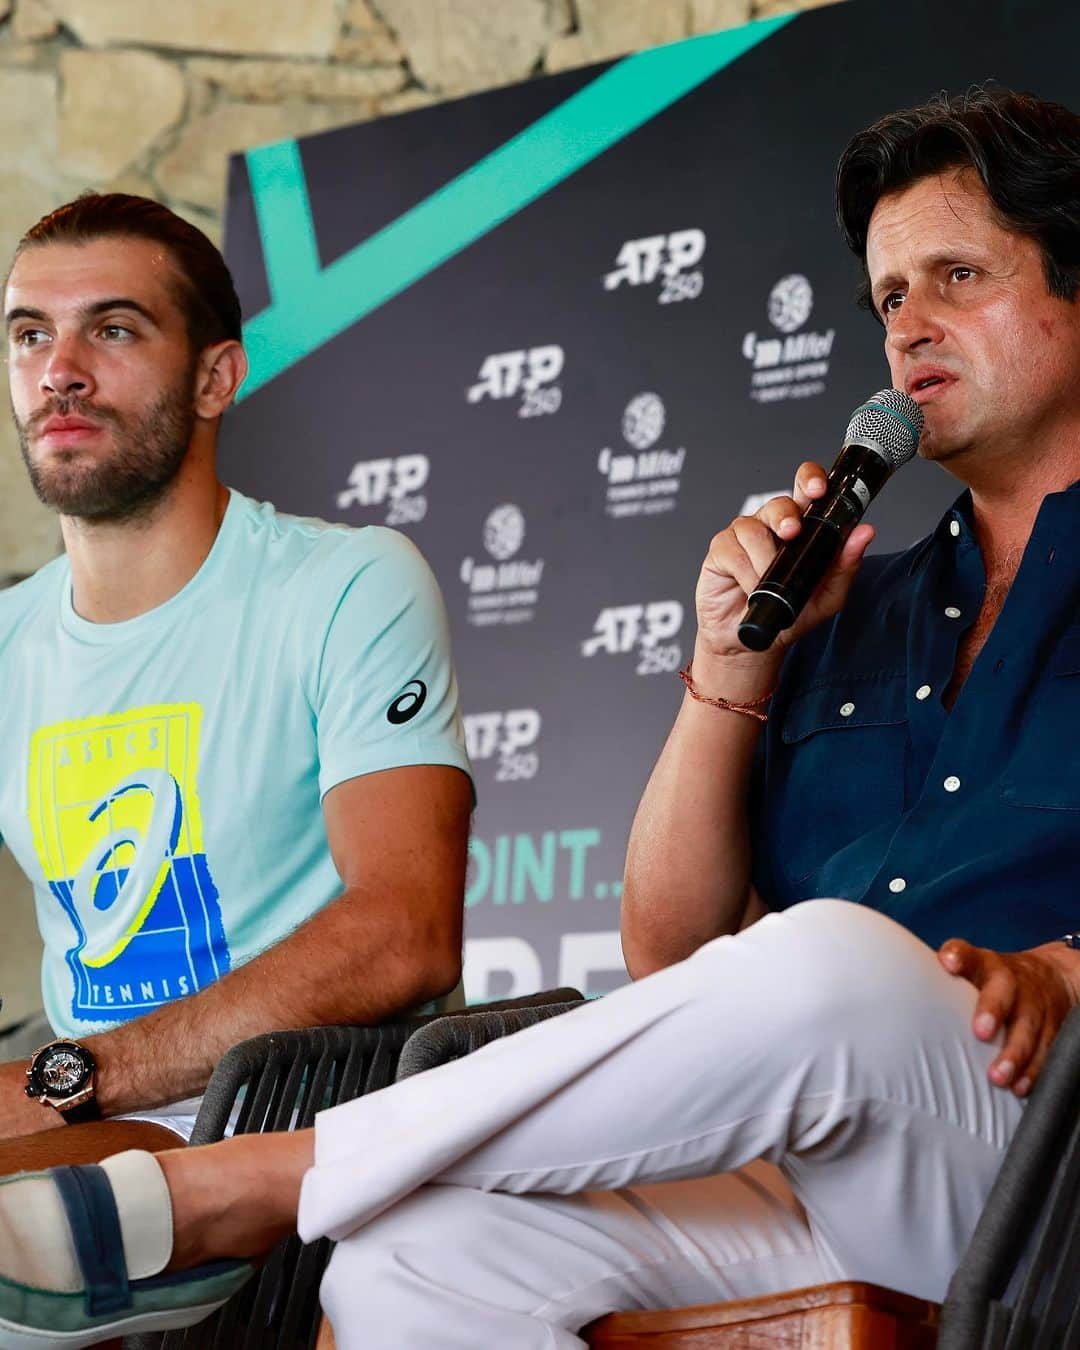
[0, 42, 41, 66]
[378, 0, 552, 94]
[0, 80, 63, 580]
[101, 166, 161, 199]
[188, 57, 406, 104]
[756, 0, 838, 13]
[45, 0, 343, 58]
[0, 68, 60, 258]
[690, 0, 755, 31]
[13, 0, 56, 41]
[0, 847, 43, 1031]
[337, 0, 402, 64]
[59, 50, 186, 180]
[155, 101, 362, 213]
[333, 31, 403, 65]
[567, 0, 690, 64]
[379, 87, 440, 116]
[549, 0, 575, 34]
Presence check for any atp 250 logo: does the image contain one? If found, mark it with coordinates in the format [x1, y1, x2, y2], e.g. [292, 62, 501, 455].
[603, 229, 705, 304]
[467, 345, 564, 418]
[464, 709, 541, 783]
[582, 601, 684, 676]
[336, 454, 429, 526]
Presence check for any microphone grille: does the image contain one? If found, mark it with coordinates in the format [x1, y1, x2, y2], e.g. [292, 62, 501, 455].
[844, 388, 923, 468]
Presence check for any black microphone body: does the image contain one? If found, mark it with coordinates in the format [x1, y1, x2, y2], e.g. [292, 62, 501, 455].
[737, 390, 922, 652]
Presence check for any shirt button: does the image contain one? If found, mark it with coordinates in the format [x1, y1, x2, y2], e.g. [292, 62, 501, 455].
[888, 877, 907, 893]
[915, 684, 932, 701]
[949, 520, 961, 538]
[945, 606, 962, 619]
[839, 702, 855, 717]
[944, 775, 961, 792]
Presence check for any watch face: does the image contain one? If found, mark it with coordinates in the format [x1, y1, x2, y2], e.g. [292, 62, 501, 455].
[40, 1048, 88, 1094]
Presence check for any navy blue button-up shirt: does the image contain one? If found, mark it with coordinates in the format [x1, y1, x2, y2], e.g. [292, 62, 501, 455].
[751, 482, 1080, 952]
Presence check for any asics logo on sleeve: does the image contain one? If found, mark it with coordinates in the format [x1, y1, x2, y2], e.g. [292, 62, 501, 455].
[386, 680, 427, 724]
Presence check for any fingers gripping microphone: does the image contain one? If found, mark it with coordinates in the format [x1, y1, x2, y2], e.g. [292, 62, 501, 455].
[737, 388, 923, 652]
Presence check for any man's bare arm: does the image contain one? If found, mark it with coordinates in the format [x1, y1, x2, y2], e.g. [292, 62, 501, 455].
[622, 466, 873, 979]
[620, 666, 772, 979]
[57, 764, 470, 1116]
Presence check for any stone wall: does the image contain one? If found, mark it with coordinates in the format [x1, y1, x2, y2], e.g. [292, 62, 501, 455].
[0, 0, 841, 1025]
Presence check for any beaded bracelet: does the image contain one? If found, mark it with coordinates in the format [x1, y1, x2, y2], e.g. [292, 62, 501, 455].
[677, 661, 774, 723]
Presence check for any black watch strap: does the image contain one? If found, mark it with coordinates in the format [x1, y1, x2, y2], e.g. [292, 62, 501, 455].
[58, 1098, 102, 1125]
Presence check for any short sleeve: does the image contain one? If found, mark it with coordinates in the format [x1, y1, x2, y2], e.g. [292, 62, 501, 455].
[312, 529, 473, 799]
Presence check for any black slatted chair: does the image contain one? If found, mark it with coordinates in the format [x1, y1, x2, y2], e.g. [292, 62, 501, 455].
[394, 998, 585, 1081]
[938, 1002, 1080, 1349]
[124, 988, 582, 1350]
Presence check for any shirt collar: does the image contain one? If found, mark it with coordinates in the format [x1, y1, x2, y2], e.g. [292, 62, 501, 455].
[906, 478, 1080, 576]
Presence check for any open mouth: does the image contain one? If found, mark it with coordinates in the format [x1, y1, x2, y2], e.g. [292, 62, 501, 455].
[907, 373, 954, 401]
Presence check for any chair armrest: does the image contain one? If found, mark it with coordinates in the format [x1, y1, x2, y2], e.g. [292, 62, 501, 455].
[396, 999, 585, 1081]
[190, 989, 586, 1144]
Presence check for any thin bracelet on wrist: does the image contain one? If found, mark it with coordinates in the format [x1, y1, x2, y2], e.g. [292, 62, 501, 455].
[678, 661, 775, 723]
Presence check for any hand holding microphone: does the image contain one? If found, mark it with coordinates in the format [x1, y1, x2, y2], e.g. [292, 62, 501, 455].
[690, 389, 923, 699]
[737, 389, 923, 650]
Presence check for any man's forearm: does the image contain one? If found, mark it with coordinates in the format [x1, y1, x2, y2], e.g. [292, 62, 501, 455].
[81, 886, 462, 1115]
[621, 643, 779, 978]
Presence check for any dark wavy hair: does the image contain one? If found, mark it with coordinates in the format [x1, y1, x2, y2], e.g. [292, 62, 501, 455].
[835, 87, 1080, 316]
[13, 193, 242, 351]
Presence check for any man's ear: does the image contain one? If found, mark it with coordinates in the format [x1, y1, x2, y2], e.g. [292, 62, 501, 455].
[193, 339, 248, 419]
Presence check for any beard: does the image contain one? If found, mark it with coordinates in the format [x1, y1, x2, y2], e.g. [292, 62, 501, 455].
[15, 371, 197, 524]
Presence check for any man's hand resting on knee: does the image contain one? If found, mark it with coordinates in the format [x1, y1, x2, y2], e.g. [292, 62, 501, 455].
[938, 939, 1080, 1097]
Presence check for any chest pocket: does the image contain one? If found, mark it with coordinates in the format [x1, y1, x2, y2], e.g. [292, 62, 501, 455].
[772, 676, 908, 884]
[1001, 627, 1080, 811]
[781, 677, 908, 745]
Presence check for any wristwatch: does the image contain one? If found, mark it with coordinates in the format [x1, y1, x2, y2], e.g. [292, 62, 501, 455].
[24, 1040, 101, 1123]
[1060, 934, 1080, 950]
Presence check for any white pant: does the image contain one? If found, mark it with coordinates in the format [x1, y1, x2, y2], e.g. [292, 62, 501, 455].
[296, 900, 1024, 1348]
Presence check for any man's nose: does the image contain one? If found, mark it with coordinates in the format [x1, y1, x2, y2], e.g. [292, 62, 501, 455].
[40, 337, 95, 399]
[886, 286, 945, 356]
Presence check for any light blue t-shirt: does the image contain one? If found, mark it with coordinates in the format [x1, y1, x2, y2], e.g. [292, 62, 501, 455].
[0, 490, 471, 1038]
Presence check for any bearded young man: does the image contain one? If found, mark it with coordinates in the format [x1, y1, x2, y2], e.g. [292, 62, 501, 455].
[0, 195, 473, 1177]
[0, 90, 1079, 1350]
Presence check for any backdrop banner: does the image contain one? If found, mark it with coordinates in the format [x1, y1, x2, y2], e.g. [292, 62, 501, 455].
[221, 0, 1074, 999]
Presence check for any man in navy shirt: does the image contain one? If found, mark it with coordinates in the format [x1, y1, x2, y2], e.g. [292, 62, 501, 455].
[1, 86, 1079, 1350]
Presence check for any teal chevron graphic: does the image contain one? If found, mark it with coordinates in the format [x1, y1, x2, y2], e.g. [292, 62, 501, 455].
[238, 15, 796, 400]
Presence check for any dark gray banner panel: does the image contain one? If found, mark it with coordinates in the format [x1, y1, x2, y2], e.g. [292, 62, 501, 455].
[221, 0, 1075, 997]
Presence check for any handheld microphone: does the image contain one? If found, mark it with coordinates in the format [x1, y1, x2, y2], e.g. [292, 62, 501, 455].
[737, 388, 923, 652]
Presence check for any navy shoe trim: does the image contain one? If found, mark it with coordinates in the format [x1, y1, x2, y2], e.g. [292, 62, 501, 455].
[52, 1165, 132, 1318]
[138, 1258, 249, 1291]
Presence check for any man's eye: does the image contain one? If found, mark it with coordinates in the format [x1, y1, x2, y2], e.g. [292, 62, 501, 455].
[13, 329, 47, 347]
[101, 324, 132, 340]
[950, 266, 975, 283]
[881, 292, 904, 316]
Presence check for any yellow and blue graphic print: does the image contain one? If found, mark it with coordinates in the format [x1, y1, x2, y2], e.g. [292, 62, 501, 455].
[28, 703, 230, 1024]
